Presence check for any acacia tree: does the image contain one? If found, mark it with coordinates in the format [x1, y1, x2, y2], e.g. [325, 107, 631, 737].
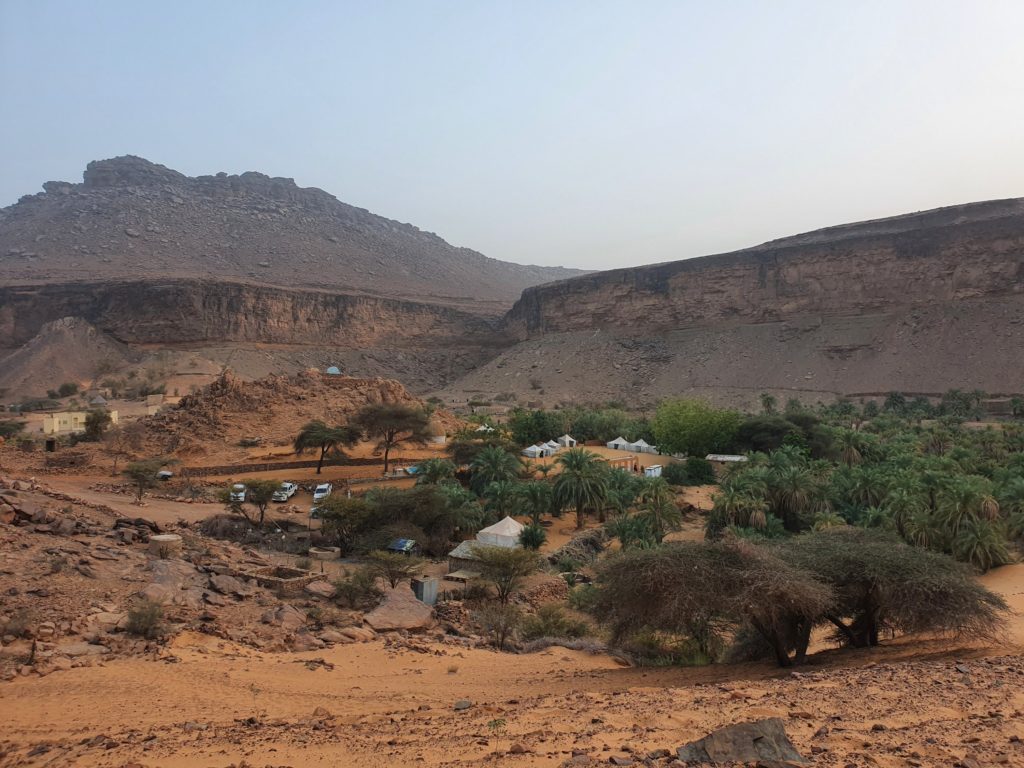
[102, 422, 144, 476]
[84, 409, 112, 441]
[239, 479, 279, 527]
[123, 459, 166, 503]
[356, 404, 430, 475]
[367, 550, 424, 588]
[474, 546, 542, 604]
[294, 420, 362, 474]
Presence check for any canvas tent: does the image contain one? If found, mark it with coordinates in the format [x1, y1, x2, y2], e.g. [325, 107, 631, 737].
[557, 434, 577, 448]
[607, 436, 631, 451]
[630, 438, 659, 455]
[476, 516, 525, 548]
[544, 440, 560, 452]
[522, 444, 544, 458]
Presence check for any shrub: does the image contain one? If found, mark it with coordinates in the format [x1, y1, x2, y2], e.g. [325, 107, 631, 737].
[568, 583, 599, 612]
[2, 609, 32, 638]
[661, 463, 690, 486]
[519, 524, 547, 550]
[57, 382, 79, 398]
[0, 419, 26, 439]
[684, 457, 716, 484]
[333, 568, 384, 609]
[520, 604, 589, 642]
[126, 600, 164, 639]
[474, 603, 521, 650]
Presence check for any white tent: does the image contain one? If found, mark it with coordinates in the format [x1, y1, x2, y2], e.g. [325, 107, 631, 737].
[522, 445, 544, 458]
[557, 434, 577, 448]
[607, 436, 631, 450]
[475, 425, 495, 433]
[544, 440, 560, 451]
[476, 516, 524, 548]
[630, 438, 658, 454]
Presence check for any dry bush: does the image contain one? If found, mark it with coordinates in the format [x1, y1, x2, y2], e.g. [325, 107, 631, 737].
[126, 600, 164, 639]
[520, 604, 589, 642]
[333, 568, 384, 610]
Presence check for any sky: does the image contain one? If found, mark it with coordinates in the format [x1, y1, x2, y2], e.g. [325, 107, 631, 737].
[2, 1, 1024, 271]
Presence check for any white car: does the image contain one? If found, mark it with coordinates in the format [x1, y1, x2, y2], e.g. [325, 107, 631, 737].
[273, 481, 298, 502]
[312, 483, 333, 502]
[229, 483, 247, 503]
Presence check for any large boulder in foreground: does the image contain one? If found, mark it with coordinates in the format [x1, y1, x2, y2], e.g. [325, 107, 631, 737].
[676, 718, 807, 765]
[364, 585, 435, 632]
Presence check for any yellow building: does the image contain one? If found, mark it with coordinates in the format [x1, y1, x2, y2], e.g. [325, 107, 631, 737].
[41, 410, 119, 435]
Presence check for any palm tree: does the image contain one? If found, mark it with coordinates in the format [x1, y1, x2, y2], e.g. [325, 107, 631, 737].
[516, 481, 553, 525]
[604, 468, 642, 519]
[416, 458, 457, 485]
[483, 480, 520, 518]
[769, 463, 824, 532]
[470, 445, 522, 495]
[953, 518, 1011, 572]
[293, 420, 362, 474]
[711, 486, 769, 530]
[605, 515, 655, 550]
[637, 478, 682, 542]
[938, 476, 999, 534]
[553, 448, 609, 529]
[834, 429, 866, 467]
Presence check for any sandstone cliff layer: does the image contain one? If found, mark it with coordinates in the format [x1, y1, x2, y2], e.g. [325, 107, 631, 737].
[0, 279, 503, 348]
[505, 198, 1024, 337]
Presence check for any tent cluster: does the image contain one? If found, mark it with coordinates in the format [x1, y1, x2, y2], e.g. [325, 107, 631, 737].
[606, 437, 659, 454]
[522, 434, 577, 458]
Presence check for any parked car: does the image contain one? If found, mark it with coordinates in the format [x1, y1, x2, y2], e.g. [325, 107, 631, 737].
[312, 483, 333, 502]
[273, 481, 298, 502]
[229, 483, 247, 503]
[156, 470, 174, 481]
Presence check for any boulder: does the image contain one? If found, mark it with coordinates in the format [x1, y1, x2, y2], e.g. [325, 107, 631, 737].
[261, 604, 306, 631]
[288, 631, 326, 652]
[304, 580, 336, 599]
[317, 630, 353, 644]
[338, 626, 375, 642]
[364, 586, 435, 632]
[208, 573, 248, 597]
[676, 718, 807, 765]
[57, 641, 110, 658]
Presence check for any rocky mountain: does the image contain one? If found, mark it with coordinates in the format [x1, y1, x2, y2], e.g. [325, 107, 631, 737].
[0, 156, 582, 397]
[437, 198, 1024, 408]
[0, 156, 581, 305]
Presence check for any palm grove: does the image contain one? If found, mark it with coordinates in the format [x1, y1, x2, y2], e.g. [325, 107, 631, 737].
[213, 391, 1017, 667]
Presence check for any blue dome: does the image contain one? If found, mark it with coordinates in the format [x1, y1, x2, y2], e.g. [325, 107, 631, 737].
[325, 366, 342, 375]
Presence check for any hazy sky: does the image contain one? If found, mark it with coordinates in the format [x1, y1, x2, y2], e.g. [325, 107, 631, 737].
[3, 1, 1024, 270]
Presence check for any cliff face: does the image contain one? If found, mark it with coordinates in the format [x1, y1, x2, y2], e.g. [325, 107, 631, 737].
[0, 280, 502, 348]
[505, 199, 1024, 337]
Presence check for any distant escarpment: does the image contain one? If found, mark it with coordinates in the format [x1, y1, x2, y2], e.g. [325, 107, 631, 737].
[436, 199, 1024, 408]
[506, 198, 1024, 337]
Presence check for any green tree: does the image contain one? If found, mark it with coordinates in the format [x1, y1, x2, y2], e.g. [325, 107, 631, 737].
[519, 523, 547, 550]
[760, 393, 777, 415]
[652, 399, 741, 457]
[474, 546, 542, 604]
[357, 404, 430, 475]
[636, 478, 682, 543]
[240, 479, 279, 527]
[516, 481, 554, 525]
[83, 409, 112, 441]
[553, 448, 609, 529]
[317, 496, 373, 551]
[470, 444, 522, 494]
[123, 459, 165, 503]
[367, 550, 424, 588]
[415, 458, 457, 485]
[483, 480, 520, 517]
[293, 420, 361, 474]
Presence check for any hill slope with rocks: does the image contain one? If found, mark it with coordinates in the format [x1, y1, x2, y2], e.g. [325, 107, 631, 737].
[438, 198, 1024, 408]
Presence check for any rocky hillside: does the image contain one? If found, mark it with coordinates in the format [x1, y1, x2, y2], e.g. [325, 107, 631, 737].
[0, 156, 581, 305]
[438, 199, 1024, 407]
